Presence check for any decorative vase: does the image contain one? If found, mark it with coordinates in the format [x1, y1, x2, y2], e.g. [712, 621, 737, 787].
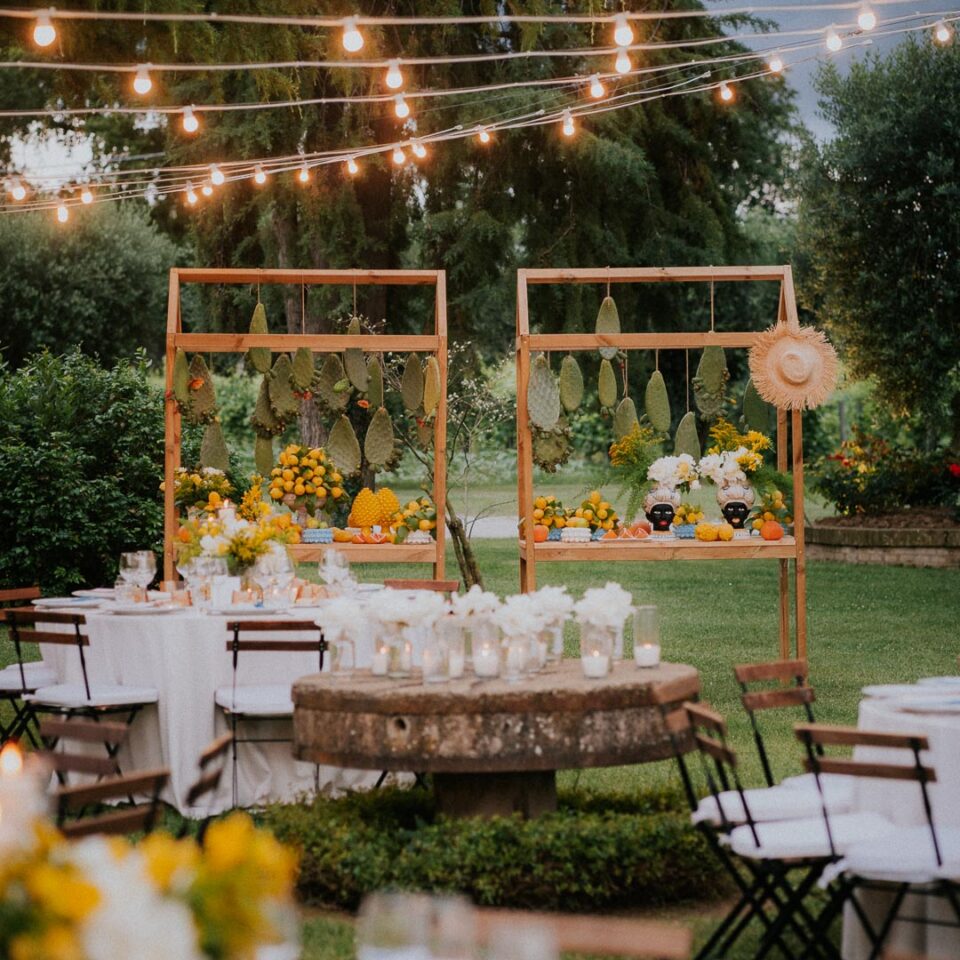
[643, 486, 680, 539]
[717, 481, 755, 539]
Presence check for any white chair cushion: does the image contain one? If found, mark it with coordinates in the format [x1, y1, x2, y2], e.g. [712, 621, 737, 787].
[215, 684, 293, 718]
[24, 684, 158, 709]
[842, 825, 960, 883]
[693, 782, 850, 827]
[779, 772, 857, 808]
[0, 664, 57, 691]
[729, 811, 896, 861]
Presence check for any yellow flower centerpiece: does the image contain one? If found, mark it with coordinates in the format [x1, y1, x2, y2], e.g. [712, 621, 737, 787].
[176, 509, 300, 575]
[161, 466, 234, 516]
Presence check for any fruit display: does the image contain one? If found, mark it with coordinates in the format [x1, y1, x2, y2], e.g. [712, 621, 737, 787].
[268, 443, 347, 516]
[694, 522, 719, 542]
[751, 488, 792, 533]
[530, 495, 567, 529]
[673, 503, 705, 527]
[393, 496, 439, 542]
[759, 519, 785, 541]
[572, 491, 618, 533]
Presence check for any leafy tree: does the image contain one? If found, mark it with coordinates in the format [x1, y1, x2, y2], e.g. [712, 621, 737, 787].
[0, 206, 183, 368]
[797, 38, 960, 451]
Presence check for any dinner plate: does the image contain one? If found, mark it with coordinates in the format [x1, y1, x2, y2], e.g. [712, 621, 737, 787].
[33, 597, 102, 609]
[916, 676, 960, 688]
[205, 604, 289, 616]
[861, 684, 949, 699]
[896, 697, 960, 715]
[109, 603, 182, 616]
[72, 588, 115, 599]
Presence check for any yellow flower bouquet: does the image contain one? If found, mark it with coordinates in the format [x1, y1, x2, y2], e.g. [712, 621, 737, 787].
[176, 510, 300, 575]
[160, 466, 234, 514]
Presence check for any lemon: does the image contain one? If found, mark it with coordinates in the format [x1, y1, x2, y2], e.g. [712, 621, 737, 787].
[535, 497, 547, 510]
[270, 488, 283, 500]
[533, 508, 544, 520]
[419, 519, 432, 531]
[589, 490, 601, 504]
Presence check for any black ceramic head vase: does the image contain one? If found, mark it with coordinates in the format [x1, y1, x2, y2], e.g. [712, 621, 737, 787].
[717, 481, 756, 529]
[643, 486, 680, 533]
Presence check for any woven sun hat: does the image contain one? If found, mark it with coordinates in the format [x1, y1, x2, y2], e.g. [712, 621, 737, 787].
[748, 322, 839, 411]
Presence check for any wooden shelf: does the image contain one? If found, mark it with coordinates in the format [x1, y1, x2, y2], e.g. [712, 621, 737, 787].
[517, 536, 797, 562]
[290, 542, 439, 564]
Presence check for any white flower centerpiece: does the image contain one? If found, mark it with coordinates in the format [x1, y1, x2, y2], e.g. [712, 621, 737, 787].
[370, 590, 448, 678]
[493, 594, 551, 680]
[574, 582, 634, 676]
[527, 585, 575, 660]
[314, 595, 370, 677]
[450, 584, 502, 662]
[643, 455, 700, 538]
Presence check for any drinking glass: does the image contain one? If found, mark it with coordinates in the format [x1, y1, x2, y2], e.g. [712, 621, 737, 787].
[356, 892, 432, 960]
[118, 552, 141, 584]
[132, 550, 157, 589]
[633, 605, 661, 668]
[329, 637, 356, 678]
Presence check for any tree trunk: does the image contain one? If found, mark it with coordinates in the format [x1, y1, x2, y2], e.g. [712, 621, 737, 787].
[445, 494, 483, 589]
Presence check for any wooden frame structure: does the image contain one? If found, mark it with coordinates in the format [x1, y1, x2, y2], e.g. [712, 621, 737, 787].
[163, 268, 448, 583]
[516, 266, 807, 660]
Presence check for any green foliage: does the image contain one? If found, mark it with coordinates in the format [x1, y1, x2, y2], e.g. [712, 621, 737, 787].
[797, 38, 960, 447]
[0, 351, 181, 593]
[0, 207, 182, 369]
[261, 786, 723, 913]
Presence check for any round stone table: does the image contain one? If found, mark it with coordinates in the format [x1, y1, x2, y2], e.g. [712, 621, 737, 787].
[292, 660, 698, 818]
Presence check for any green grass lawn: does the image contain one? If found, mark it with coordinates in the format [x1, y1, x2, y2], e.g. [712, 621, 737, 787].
[4, 543, 958, 959]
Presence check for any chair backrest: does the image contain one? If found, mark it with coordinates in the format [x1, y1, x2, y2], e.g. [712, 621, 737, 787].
[795, 723, 939, 862]
[0, 586, 41, 607]
[476, 908, 691, 959]
[6, 608, 90, 698]
[39, 717, 129, 778]
[225, 619, 328, 673]
[56, 768, 169, 838]
[648, 683, 699, 813]
[734, 658, 817, 787]
[384, 578, 460, 594]
[185, 732, 233, 807]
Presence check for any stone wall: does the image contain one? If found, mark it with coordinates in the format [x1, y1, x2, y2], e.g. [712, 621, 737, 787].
[805, 525, 960, 569]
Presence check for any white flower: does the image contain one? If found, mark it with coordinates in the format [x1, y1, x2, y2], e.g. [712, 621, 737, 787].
[648, 455, 700, 490]
[494, 594, 548, 637]
[199, 534, 228, 555]
[314, 596, 368, 643]
[450, 584, 501, 619]
[202, 467, 224, 476]
[371, 590, 447, 629]
[527, 585, 574, 626]
[574, 582, 633, 631]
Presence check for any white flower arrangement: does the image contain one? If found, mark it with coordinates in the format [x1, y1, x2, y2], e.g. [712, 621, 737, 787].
[494, 593, 549, 638]
[574, 582, 634, 631]
[527, 585, 574, 627]
[371, 589, 448, 629]
[314, 595, 368, 643]
[698, 449, 749, 487]
[450, 583, 501, 620]
[647, 454, 701, 492]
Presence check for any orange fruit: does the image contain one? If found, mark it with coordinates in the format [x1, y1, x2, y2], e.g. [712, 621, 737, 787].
[761, 520, 784, 541]
[533, 524, 549, 543]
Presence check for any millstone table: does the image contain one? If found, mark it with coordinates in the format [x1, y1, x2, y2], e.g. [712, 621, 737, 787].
[293, 660, 699, 818]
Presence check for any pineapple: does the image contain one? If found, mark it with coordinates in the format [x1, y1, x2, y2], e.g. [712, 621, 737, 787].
[348, 488, 380, 529]
[376, 487, 401, 527]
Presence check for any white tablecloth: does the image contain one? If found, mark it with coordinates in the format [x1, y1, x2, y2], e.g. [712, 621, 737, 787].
[843, 695, 960, 959]
[40, 607, 382, 816]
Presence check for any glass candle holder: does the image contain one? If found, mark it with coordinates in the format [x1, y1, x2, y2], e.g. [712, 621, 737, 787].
[464, 615, 497, 665]
[381, 624, 413, 679]
[502, 637, 528, 683]
[371, 639, 390, 677]
[579, 624, 614, 679]
[473, 636, 500, 678]
[545, 621, 564, 661]
[438, 618, 466, 679]
[330, 637, 356, 677]
[421, 639, 449, 684]
[633, 605, 660, 667]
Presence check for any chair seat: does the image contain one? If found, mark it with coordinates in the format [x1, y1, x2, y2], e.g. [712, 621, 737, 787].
[24, 684, 159, 709]
[729, 811, 897, 861]
[0, 663, 57, 692]
[779, 772, 857, 809]
[693, 782, 851, 827]
[215, 684, 293, 717]
[842, 825, 960, 883]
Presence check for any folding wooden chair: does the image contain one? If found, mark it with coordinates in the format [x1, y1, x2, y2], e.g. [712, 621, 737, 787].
[7, 608, 158, 775]
[217, 619, 326, 808]
[55, 768, 169, 838]
[181, 732, 233, 843]
[39, 716, 130, 783]
[794, 723, 960, 960]
[0, 587, 51, 746]
[476, 908, 691, 959]
[384, 578, 460, 595]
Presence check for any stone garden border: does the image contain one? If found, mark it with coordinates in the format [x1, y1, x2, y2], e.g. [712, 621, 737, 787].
[805, 524, 960, 568]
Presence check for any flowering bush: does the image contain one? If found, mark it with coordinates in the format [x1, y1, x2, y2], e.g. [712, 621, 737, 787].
[162, 467, 235, 514]
[176, 512, 300, 573]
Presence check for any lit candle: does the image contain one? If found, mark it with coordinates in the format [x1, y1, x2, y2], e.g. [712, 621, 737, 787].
[399, 639, 413, 673]
[634, 643, 661, 668]
[422, 645, 446, 683]
[473, 642, 499, 678]
[581, 648, 611, 679]
[504, 640, 526, 681]
[371, 645, 389, 676]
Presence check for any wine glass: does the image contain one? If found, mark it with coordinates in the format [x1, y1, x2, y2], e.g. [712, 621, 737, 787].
[118, 552, 141, 584]
[132, 550, 157, 590]
[319, 549, 351, 587]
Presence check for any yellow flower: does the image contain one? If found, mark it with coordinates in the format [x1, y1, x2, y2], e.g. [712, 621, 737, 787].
[141, 832, 199, 893]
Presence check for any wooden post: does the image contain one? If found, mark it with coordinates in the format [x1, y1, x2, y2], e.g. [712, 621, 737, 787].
[516, 271, 536, 592]
[433, 271, 448, 580]
[775, 283, 791, 661]
[792, 408, 808, 660]
[162, 269, 181, 583]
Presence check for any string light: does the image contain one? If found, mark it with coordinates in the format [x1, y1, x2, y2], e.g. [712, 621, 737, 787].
[615, 48, 631, 75]
[561, 109, 575, 137]
[346, 156, 359, 175]
[297, 163, 310, 183]
[934, 20, 953, 43]
[394, 93, 410, 119]
[857, 4, 877, 31]
[411, 139, 427, 159]
[8, 178, 26, 201]
[767, 52, 784, 73]
[132, 65, 153, 95]
[719, 81, 735, 102]
[32, 10, 56, 47]
[385, 59, 404, 90]
[475, 125, 491, 144]
[825, 26, 843, 51]
[342, 16, 363, 53]
[56, 202, 68, 223]
[392, 145, 406, 165]
[185, 182, 198, 204]
[254, 164, 267, 184]
[209, 164, 224, 186]
[588, 73, 605, 99]
[201, 182, 213, 197]
[613, 14, 634, 48]
[80, 185, 93, 204]
[181, 105, 199, 133]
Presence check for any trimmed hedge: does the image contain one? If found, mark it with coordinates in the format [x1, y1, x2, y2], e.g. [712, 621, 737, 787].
[260, 786, 727, 913]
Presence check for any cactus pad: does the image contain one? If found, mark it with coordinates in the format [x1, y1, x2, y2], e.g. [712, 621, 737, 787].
[254, 434, 274, 476]
[364, 406, 396, 468]
[172, 349, 191, 410]
[251, 376, 282, 436]
[343, 317, 369, 392]
[315, 354, 350, 413]
[401, 353, 424, 412]
[694, 347, 729, 421]
[527, 354, 561, 431]
[598, 358, 617, 410]
[269, 354, 300, 421]
[422, 357, 441, 417]
[532, 418, 573, 473]
[327, 415, 361, 477]
[200, 420, 229, 473]
[644, 369, 672, 433]
[367, 357, 384, 408]
[673, 411, 701, 460]
[291, 348, 315, 390]
[186, 355, 217, 425]
[559, 354, 584, 413]
[742, 378, 771, 433]
[614, 396, 640, 439]
[247, 302, 272, 374]
[595, 296, 620, 360]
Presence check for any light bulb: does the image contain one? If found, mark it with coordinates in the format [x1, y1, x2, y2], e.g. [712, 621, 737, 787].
[561, 110, 575, 137]
[201, 182, 213, 197]
[182, 106, 199, 133]
[9, 179, 26, 202]
[615, 47, 631, 75]
[476, 125, 491, 144]
[385, 59, 404, 90]
[33, 11, 56, 48]
[185, 182, 198, 205]
[80, 186, 93, 205]
[826, 27, 843, 52]
[56, 203, 69, 224]
[394, 94, 410, 119]
[346, 156, 359, 175]
[857, 5, 876, 31]
[768, 53, 784, 74]
[935, 20, 953, 44]
[209, 164, 224, 186]
[719, 81, 734, 103]
[342, 17, 364, 53]
[411, 139, 427, 159]
[613, 14, 634, 48]
[298, 164, 310, 184]
[392, 145, 406, 165]
[254, 164, 267, 185]
[133, 65, 153, 96]
[589, 74, 606, 99]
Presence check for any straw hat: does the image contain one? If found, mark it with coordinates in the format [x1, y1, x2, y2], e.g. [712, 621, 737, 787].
[748, 323, 838, 411]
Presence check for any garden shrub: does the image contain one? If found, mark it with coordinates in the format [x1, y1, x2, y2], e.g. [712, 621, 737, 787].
[813, 429, 960, 517]
[260, 786, 726, 912]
